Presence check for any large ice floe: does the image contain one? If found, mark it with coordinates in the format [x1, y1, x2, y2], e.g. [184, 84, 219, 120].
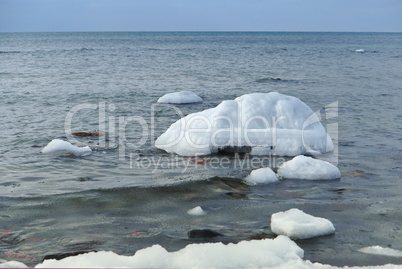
[5, 236, 402, 268]
[41, 139, 92, 156]
[277, 155, 341, 180]
[271, 208, 336, 239]
[244, 167, 279, 185]
[155, 92, 333, 156]
[157, 91, 203, 104]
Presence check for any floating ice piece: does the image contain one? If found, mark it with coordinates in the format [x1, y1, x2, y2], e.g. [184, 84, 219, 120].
[0, 260, 27, 268]
[277, 155, 341, 180]
[359, 246, 402, 257]
[355, 49, 366, 53]
[157, 91, 203, 104]
[187, 206, 206, 216]
[244, 167, 279, 185]
[271, 208, 335, 239]
[35, 236, 304, 268]
[156, 92, 333, 156]
[41, 139, 92, 156]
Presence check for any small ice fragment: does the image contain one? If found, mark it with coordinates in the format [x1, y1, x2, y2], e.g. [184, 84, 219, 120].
[187, 206, 206, 216]
[277, 155, 341, 180]
[41, 139, 92, 156]
[355, 49, 365, 53]
[271, 208, 335, 239]
[157, 91, 203, 104]
[359, 246, 402, 257]
[0, 260, 28, 268]
[244, 167, 279, 185]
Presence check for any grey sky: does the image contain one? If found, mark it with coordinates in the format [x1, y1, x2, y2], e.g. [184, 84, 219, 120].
[0, 0, 401, 32]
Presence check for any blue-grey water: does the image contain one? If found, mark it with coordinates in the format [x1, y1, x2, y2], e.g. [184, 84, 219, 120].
[0, 32, 401, 267]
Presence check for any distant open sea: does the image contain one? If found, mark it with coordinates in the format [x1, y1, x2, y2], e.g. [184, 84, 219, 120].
[0, 32, 401, 267]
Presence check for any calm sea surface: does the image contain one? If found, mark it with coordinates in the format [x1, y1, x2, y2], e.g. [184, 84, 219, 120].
[0, 32, 401, 266]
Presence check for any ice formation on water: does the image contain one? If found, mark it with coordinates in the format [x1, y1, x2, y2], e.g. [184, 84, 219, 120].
[359, 246, 402, 258]
[3, 236, 402, 268]
[41, 139, 92, 156]
[355, 49, 366, 53]
[157, 91, 203, 104]
[244, 167, 279, 185]
[271, 208, 336, 239]
[155, 92, 334, 156]
[277, 155, 341, 180]
[34, 236, 304, 268]
[187, 206, 206, 216]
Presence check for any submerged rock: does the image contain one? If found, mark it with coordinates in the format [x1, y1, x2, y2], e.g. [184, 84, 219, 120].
[43, 251, 92, 262]
[188, 229, 224, 239]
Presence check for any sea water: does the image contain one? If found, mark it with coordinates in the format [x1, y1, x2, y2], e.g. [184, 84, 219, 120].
[0, 32, 401, 267]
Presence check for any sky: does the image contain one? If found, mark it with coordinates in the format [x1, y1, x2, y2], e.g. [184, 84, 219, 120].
[0, 0, 401, 32]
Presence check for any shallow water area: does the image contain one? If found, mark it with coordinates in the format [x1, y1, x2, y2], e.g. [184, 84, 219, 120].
[0, 32, 401, 267]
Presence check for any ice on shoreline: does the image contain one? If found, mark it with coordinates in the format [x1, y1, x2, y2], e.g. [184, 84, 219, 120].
[187, 206, 206, 216]
[41, 139, 92, 156]
[156, 92, 334, 156]
[157, 91, 203, 104]
[244, 167, 279, 185]
[277, 155, 341, 180]
[35, 236, 303, 268]
[359, 246, 402, 257]
[271, 208, 335, 239]
[3, 236, 402, 268]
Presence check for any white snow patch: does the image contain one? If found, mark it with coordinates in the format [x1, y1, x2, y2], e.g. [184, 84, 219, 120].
[35, 236, 304, 268]
[187, 206, 206, 216]
[157, 91, 203, 104]
[271, 208, 335, 239]
[244, 167, 279, 185]
[41, 139, 92, 156]
[359, 246, 402, 258]
[277, 155, 341, 180]
[155, 92, 334, 156]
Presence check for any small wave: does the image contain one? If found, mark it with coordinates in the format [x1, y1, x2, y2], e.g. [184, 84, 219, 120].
[0, 50, 21, 54]
[256, 77, 298, 83]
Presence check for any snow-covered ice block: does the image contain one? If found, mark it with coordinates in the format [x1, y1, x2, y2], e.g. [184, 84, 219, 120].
[157, 91, 203, 104]
[41, 139, 92, 156]
[359, 246, 402, 257]
[277, 155, 341, 180]
[35, 236, 303, 268]
[271, 208, 335, 239]
[244, 167, 279, 185]
[187, 206, 206, 216]
[155, 92, 334, 156]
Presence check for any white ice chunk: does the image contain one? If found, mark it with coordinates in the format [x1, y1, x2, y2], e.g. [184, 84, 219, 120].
[359, 246, 402, 257]
[157, 91, 203, 104]
[277, 155, 341, 180]
[271, 208, 335, 239]
[0, 261, 28, 268]
[355, 49, 366, 53]
[41, 139, 92, 156]
[244, 167, 279, 185]
[35, 236, 304, 269]
[155, 92, 334, 156]
[187, 206, 206, 216]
